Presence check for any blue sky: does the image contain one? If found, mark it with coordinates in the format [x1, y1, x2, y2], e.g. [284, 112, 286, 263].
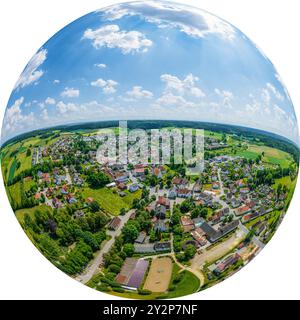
[1, 0, 299, 144]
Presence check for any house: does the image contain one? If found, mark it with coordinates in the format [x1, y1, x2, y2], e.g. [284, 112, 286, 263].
[156, 205, 166, 219]
[106, 182, 116, 188]
[177, 188, 192, 198]
[212, 182, 220, 190]
[193, 217, 205, 228]
[213, 253, 240, 275]
[157, 196, 170, 209]
[236, 179, 246, 188]
[231, 198, 241, 208]
[86, 197, 94, 203]
[235, 205, 251, 216]
[133, 168, 145, 177]
[117, 183, 127, 191]
[67, 196, 77, 204]
[52, 197, 62, 209]
[154, 219, 167, 232]
[129, 184, 139, 193]
[172, 177, 188, 188]
[108, 217, 121, 231]
[153, 241, 171, 252]
[60, 186, 68, 195]
[168, 189, 177, 199]
[74, 210, 84, 218]
[34, 192, 41, 200]
[240, 187, 250, 194]
[146, 202, 156, 214]
[191, 229, 207, 246]
[152, 167, 162, 178]
[135, 231, 147, 244]
[193, 182, 202, 193]
[181, 215, 194, 232]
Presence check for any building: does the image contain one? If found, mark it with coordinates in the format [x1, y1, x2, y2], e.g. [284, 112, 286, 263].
[115, 258, 149, 290]
[181, 215, 194, 232]
[157, 196, 170, 209]
[177, 188, 192, 198]
[108, 217, 121, 231]
[199, 219, 239, 243]
[135, 231, 147, 244]
[129, 184, 139, 193]
[235, 205, 251, 216]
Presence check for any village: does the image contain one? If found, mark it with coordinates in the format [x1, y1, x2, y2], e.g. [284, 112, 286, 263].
[12, 129, 291, 297]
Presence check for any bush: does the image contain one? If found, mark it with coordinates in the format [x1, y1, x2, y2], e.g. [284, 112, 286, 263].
[168, 285, 176, 291]
[108, 264, 121, 274]
[112, 287, 125, 293]
[173, 273, 184, 284]
[138, 289, 152, 295]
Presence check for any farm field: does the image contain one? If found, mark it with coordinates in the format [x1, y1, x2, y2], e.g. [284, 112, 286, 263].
[235, 144, 293, 168]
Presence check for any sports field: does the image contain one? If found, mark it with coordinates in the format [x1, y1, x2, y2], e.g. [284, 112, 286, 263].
[143, 257, 173, 292]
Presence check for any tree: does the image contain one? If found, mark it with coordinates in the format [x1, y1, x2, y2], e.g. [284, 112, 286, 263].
[200, 208, 208, 219]
[90, 201, 100, 213]
[26, 148, 31, 157]
[120, 208, 126, 216]
[86, 171, 110, 188]
[184, 244, 197, 260]
[122, 224, 139, 243]
[123, 243, 135, 257]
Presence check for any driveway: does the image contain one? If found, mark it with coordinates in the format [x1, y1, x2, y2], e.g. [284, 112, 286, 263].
[75, 209, 135, 284]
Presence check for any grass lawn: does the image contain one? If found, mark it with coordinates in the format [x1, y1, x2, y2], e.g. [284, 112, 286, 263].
[15, 150, 32, 176]
[15, 204, 51, 224]
[7, 181, 22, 207]
[81, 187, 141, 215]
[165, 269, 200, 298]
[8, 158, 18, 183]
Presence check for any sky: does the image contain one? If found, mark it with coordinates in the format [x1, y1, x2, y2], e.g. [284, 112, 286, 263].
[1, 0, 299, 145]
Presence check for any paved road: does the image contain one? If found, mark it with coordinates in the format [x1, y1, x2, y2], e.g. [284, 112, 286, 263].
[64, 167, 72, 185]
[75, 209, 135, 284]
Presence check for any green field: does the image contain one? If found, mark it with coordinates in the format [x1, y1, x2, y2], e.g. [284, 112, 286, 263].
[7, 181, 22, 208]
[82, 187, 141, 215]
[8, 158, 18, 183]
[15, 204, 50, 224]
[235, 144, 293, 168]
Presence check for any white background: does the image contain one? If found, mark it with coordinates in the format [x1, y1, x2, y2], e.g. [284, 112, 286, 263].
[0, 0, 299, 300]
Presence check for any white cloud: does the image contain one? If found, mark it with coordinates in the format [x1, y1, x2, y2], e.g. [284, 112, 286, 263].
[83, 24, 153, 54]
[126, 86, 153, 99]
[91, 78, 118, 94]
[156, 92, 195, 108]
[60, 87, 80, 98]
[41, 108, 49, 120]
[266, 82, 284, 101]
[214, 88, 234, 108]
[14, 49, 47, 90]
[56, 101, 79, 114]
[94, 63, 107, 69]
[160, 73, 205, 97]
[53, 79, 60, 84]
[3, 97, 34, 134]
[101, 1, 236, 41]
[45, 97, 56, 105]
